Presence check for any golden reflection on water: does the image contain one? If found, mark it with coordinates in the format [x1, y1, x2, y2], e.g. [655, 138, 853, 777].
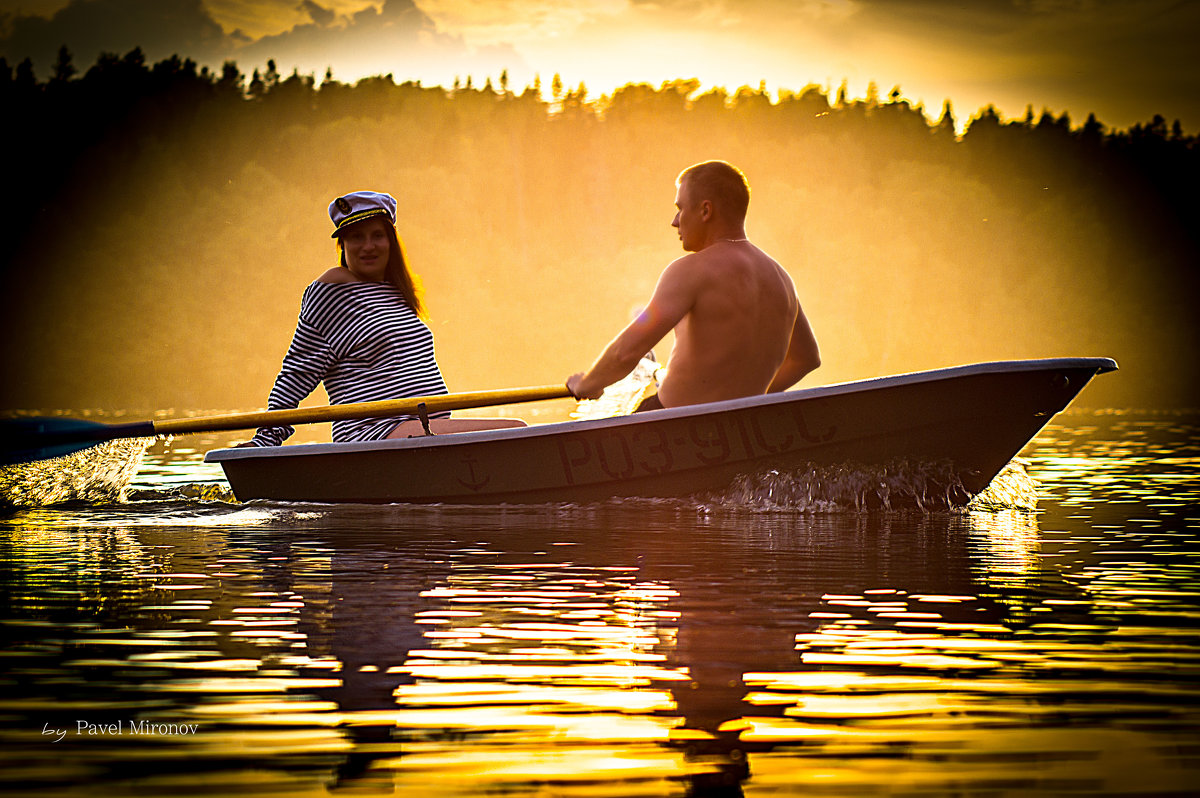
[0, 413, 1198, 795]
[0, 522, 352, 797]
[372, 562, 712, 790]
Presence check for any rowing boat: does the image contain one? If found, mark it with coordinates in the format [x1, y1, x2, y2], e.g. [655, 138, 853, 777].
[205, 358, 1117, 505]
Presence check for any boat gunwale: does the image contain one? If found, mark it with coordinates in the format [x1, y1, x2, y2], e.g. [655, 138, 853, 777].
[204, 357, 1117, 463]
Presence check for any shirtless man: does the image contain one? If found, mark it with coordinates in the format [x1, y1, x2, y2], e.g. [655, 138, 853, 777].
[567, 160, 820, 409]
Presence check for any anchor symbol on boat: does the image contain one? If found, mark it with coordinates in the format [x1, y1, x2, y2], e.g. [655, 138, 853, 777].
[457, 455, 491, 492]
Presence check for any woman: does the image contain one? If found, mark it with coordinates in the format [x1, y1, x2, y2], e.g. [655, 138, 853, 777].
[243, 191, 523, 447]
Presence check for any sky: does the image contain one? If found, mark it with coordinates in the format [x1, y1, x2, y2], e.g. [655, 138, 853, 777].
[1, 0, 1198, 133]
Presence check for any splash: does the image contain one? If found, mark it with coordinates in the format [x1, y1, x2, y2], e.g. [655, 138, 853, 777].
[0, 437, 151, 509]
[707, 458, 1039, 513]
[571, 355, 660, 420]
[966, 459, 1039, 512]
[126, 482, 239, 504]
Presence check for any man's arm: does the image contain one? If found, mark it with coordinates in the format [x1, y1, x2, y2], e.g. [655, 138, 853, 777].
[767, 303, 820, 393]
[568, 259, 696, 399]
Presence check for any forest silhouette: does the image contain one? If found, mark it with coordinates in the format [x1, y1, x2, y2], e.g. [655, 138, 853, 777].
[1, 48, 1196, 416]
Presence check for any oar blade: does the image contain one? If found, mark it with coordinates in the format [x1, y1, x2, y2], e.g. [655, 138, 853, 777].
[0, 417, 121, 465]
[3, 384, 573, 465]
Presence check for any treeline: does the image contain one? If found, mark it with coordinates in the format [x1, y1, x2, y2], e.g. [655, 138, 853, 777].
[3, 47, 1196, 255]
[1, 47, 1196, 411]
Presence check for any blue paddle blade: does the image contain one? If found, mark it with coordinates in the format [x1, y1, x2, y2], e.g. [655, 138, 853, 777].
[0, 417, 155, 465]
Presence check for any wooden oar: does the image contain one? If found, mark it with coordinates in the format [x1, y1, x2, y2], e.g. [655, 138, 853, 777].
[1, 385, 573, 466]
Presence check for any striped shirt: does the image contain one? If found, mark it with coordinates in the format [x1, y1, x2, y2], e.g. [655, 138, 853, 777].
[250, 280, 450, 446]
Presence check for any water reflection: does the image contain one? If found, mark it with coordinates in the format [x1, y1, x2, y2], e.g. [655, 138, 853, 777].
[1, 413, 1198, 795]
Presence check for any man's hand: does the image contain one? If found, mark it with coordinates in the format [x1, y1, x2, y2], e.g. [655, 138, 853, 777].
[567, 372, 604, 400]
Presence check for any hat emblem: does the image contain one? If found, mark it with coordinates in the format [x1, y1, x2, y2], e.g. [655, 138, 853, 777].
[335, 197, 352, 214]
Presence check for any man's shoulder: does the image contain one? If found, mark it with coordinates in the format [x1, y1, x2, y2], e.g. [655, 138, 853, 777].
[665, 247, 728, 275]
[677, 242, 778, 275]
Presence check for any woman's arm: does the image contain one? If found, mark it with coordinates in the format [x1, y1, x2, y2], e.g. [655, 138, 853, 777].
[246, 315, 334, 446]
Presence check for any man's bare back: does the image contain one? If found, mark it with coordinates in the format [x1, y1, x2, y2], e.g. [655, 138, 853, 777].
[567, 161, 819, 407]
[656, 241, 799, 406]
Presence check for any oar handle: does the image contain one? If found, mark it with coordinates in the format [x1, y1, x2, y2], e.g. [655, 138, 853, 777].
[151, 385, 574, 436]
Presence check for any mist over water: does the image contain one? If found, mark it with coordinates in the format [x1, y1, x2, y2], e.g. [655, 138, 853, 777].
[1, 70, 1195, 415]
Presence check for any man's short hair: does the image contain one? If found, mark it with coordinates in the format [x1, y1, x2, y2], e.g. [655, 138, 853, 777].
[677, 161, 750, 221]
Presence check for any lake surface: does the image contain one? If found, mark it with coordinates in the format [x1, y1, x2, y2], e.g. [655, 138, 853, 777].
[1, 410, 1198, 797]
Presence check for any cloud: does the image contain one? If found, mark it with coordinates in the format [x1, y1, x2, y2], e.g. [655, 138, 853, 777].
[0, 0, 526, 85]
[227, 0, 526, 82]
[834, 0, 1200, 126]
[0, 0, 228, 71]
[590, 0, 1199, 128]
[0, 0, 1194, 130]
[235, 0, 436, 64]
[300, 0, 337, 27]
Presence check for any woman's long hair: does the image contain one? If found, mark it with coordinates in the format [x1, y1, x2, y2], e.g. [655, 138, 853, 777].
[338, 221, 427, 319]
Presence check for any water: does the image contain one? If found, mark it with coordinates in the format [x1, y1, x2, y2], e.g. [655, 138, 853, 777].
[1, 410, 1198, 797]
